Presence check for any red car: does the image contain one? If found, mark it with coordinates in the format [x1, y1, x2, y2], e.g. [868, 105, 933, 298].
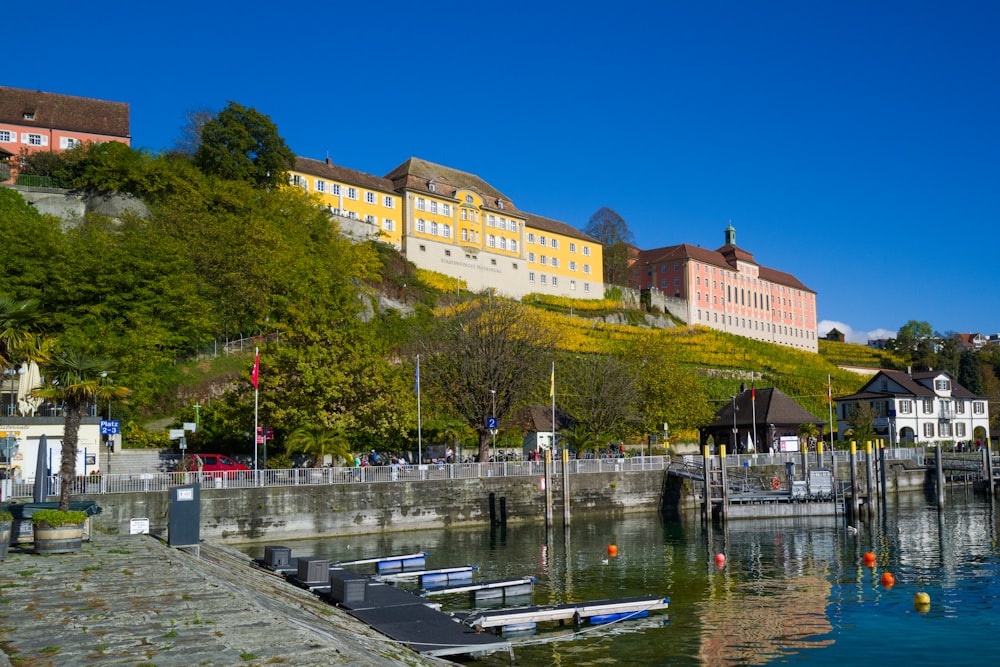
[189, 454, 250, 476]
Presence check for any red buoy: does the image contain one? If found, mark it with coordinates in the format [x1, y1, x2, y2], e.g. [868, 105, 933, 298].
[881, 572, 895, 587]
[608, 545, 618, 558]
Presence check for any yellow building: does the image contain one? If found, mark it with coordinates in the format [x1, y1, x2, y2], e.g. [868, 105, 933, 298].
[289, 155, 603, 299]
[288, 157, 403, 248]
[385, 157, 603, 298]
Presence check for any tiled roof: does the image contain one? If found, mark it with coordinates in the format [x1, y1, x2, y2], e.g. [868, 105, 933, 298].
[521, 211, 600, 243]
[704, 386, 823, 430]
[835, 369, 984, 401]
[294, 157, 396, 194]
[0, 87, 130, 138]
[384, 156, 597, 242]
[385, 157, 515, 210]
[633, 242, 813, 292]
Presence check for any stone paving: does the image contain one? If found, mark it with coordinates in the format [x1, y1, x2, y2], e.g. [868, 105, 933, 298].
[0, 534, 448, 667]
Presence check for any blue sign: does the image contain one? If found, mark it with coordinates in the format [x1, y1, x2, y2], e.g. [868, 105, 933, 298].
[100, 420, 120, 435]
[486, 417, 498, 430]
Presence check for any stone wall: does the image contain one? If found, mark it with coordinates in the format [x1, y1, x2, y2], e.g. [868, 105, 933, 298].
[83, 469, 667, 544]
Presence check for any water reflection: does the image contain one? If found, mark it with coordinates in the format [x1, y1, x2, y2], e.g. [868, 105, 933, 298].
[236, 495, 1000, 666]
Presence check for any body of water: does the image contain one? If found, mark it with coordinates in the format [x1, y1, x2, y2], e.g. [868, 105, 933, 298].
[237, 487, 1000, 665]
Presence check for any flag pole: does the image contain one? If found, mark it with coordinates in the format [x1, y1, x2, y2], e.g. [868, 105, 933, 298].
[416, 354, 422, 465]
[828, 374, 834, 450]
[252, 347, 259, 476]
[550, 361, 556, 453]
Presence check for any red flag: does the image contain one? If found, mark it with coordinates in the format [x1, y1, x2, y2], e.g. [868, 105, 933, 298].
[827, 375, 832, 403]
[751, 380, 755, 401]
[251, 350, 259, 390]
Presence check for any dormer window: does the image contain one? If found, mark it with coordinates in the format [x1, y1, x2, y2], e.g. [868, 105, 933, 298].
[23, 111, 35, 121]
[465, 194, 473, 204]
[428, 181, 436, 193]
[497, 199, 504, 210]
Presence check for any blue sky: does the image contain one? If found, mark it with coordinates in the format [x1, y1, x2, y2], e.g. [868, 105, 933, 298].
[9, 1, 999, 343]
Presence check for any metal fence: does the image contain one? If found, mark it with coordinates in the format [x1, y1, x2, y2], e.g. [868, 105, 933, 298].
[4, 455, 674, 499]
[4, 448, 936, 500]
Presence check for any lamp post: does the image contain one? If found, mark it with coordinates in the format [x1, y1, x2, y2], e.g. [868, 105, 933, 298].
[490, 389, 497, 461]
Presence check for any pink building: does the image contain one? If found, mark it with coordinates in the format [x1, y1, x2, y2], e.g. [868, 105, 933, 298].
[630, 225, 818, 352]
[0, 87, 130, 179]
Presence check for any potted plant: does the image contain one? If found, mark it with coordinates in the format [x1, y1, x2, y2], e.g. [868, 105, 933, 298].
[0, 508, 12, 560]
[31, 508, 88, 554]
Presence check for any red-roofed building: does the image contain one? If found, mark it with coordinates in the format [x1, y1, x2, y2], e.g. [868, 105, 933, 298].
[0, 86, 131, 182]
[630, 224, 818, 352]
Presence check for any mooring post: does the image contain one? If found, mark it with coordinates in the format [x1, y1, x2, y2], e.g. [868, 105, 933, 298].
[719, 444, 729, 520]
[935, 443, 945, 506]
[701, 444, 712, 521]
[848, 441, 858, 521]
[562, 447, 571, 527]
[985, 440, 995, 495]
[489, 491, 497, 526]
[864, 441, 875, 515]
[544, 449, 553, 528]
[878, 438, 888, 506]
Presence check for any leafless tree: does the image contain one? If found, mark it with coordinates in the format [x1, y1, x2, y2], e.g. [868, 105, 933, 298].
[418, 298, 555, 462]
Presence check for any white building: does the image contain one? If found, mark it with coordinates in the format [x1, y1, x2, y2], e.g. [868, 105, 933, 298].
[834, 369, 989, 446]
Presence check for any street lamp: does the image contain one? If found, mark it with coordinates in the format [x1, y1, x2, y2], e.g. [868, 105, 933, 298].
[490, 389, 497, 461]
[731, 395, 739, 454]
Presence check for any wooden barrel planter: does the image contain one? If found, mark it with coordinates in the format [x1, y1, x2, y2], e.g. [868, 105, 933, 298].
[31, 510, 87, 555]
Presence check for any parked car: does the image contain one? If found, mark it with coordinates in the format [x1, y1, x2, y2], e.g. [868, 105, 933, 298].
[188, 454, 250, 477]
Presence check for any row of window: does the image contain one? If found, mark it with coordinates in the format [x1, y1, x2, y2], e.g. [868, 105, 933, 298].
[695, 310, 813, 338]
[528, 273, 591, 291]
[526, 253, 593, 274]
[328, 208, 396, 231]
[524, 233, 592, 256]
[0, 130, 59, 147]
[846, 399, 986, 419]
[415, 219, 452, 239]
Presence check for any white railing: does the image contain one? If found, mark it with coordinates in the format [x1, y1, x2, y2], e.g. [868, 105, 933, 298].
[2, 450, 932, 500]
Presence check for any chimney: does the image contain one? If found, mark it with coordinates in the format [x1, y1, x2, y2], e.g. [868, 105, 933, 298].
[325, 157, 331, 165]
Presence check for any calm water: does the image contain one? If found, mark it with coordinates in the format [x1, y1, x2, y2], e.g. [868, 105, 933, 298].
[237, 487, 1000, 665]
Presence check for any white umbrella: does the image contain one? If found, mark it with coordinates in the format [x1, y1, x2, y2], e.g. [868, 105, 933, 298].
[16, 361, 42, 416]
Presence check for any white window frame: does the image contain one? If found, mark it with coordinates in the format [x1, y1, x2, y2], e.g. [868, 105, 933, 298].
[365, 191, 376, 204]
[315, 180, 326, 193]
[383, 195, 394, 208]
[331, 184, 341, 196]
[583, 246, 591, 256]
[0, 130, 13, 143]
[347, 187, 358, 200]
[417, 198, 426, 211]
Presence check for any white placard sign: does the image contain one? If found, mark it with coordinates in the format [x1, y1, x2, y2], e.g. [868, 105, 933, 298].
[130, 518, 150, 534]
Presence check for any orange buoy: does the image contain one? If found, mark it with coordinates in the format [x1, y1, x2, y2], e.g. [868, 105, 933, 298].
[863, 552, 876, 566]
[881, 572, 895, 587]
[607, 545, 618, 558]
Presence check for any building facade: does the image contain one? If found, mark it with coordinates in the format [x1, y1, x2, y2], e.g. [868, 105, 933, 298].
[630, 225, 818, 352]
[834, 369, 990, 446]
[289, 156, 604, 300]
[0, 87, 131, 181]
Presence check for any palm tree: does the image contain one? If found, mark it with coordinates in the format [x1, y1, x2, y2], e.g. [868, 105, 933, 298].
[797, 422, 821, 451]
[285, 425, 353, 467]
[32, 350, 130, 511]
[558, 426, 602, 459]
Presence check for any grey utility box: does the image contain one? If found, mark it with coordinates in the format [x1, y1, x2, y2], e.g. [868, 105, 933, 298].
[329, 569, 368, 604]
[791, 480, 807, 498]
[264, 545, 291, 568]
[296, 557, 330, 585]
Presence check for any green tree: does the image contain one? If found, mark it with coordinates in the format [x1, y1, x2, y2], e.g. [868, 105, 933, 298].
[623, 337, 714, 441]
[0, 296, 42, 372]
[584, 207, 634, 286]
[419, 298, 556, 462]
[32, 350, 129, 510]
[285, 425, 353, 467]
[194, 101, 295, 189]
[845, 401, 876, 447]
